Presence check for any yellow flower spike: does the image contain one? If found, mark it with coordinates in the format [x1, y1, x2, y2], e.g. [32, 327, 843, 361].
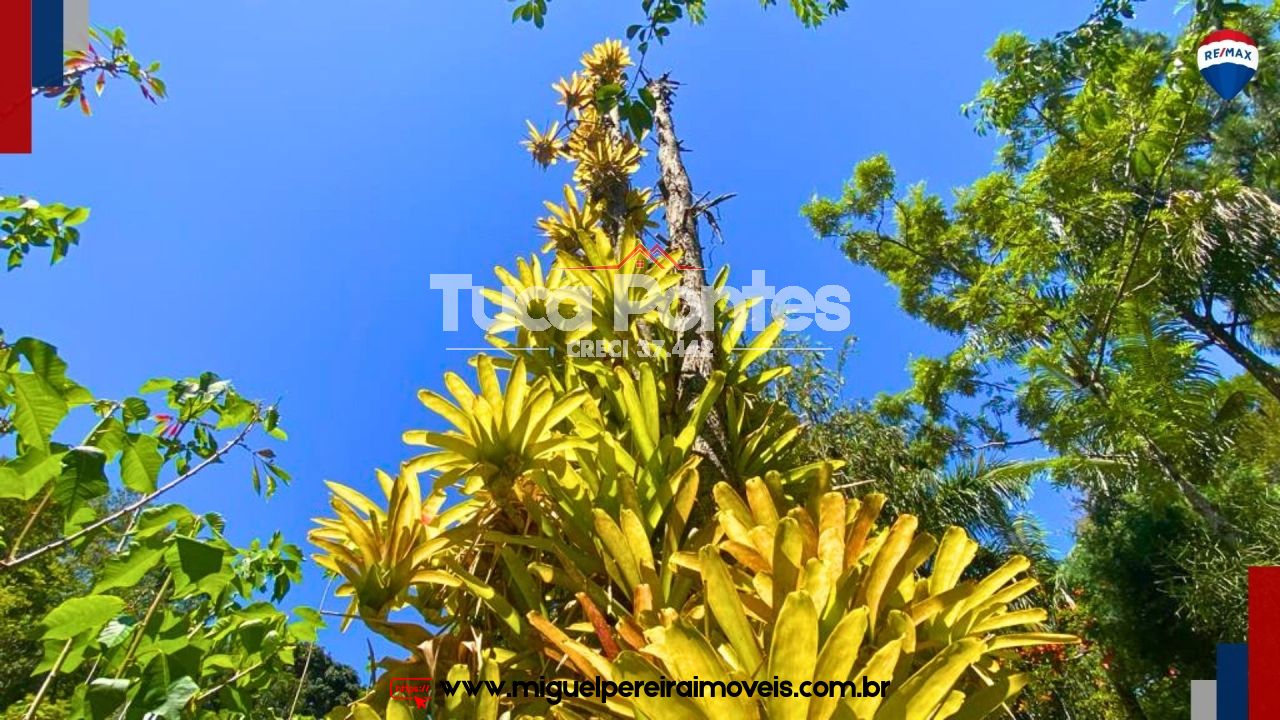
[552, 72, 593, 112]
[537, 185, 605, 252]
[521, 119, 563, 168]
[569, 136, 644, 191]
[621, 187, 661, 238]
[580, 38, 632, 83]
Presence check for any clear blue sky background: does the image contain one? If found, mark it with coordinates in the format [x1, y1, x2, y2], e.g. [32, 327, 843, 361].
[1, 0, 1185, 675]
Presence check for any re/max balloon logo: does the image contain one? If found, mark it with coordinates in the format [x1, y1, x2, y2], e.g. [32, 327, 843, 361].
[1198, 29, 1259, 101]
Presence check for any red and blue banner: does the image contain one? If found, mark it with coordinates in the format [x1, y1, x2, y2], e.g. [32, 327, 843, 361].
[1194, 567, 1280, 718]
[1, 0, 89, 153]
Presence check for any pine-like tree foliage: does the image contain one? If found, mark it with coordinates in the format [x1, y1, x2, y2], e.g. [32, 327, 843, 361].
[310, 41, 1072, 720]
[801, 2, 1280, 715]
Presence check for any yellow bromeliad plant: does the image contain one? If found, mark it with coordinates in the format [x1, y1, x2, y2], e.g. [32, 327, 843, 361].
[311, 40, 1073, 720]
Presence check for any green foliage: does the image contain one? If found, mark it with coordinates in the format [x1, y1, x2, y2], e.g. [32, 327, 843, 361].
[0, 498, 84, 707]
[1, 492, 358, 718]
[252, 644, 366, 719]
[0, 335, 289, 554]
[1058, 412, 1280, 717]
[0, 197, 90, 271]
[36, 506, 317, 719]
[511, 0, 849, 44]
[41, 26, 167, 116]
[763, 340, 1053, 573]
[0, 696, 72, 720]
[804, 1, 1280, 715]
[0, 334, 312, 718]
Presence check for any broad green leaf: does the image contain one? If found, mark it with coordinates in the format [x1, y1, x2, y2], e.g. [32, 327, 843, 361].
[40, 595, 125, 640]
[94, 540, 165, 593]
[0, 466, 20, 499]
[64, 206, 90, 225]
[133, 504, 195, 538]
[0, 447, 65, 500]
[85, 677, 129, 719]
[289, 606, 323, 643]
[136, 656, 198, 719]
[164, 536, 226, 593]
[87, 417, 127, 458]
[13, 338, 85, 398]
[216, 394, 257, 429]
[33, 632, 91, 675]
[140, 377, 175, 394]
[97, 617, 136, 648]
[11, 373, 68, 449]
[120, 433, 163, 493]
[53, 446, 109, 514]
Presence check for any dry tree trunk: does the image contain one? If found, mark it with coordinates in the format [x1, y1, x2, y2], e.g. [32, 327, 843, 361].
[649, 75, 732, 491]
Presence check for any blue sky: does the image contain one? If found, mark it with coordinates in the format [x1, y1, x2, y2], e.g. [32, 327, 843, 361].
[1, 0, 1185, 675]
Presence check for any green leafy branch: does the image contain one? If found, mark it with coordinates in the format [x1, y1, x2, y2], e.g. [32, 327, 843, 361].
[0, 338, 290, 573]
[37, 26, 167, 117]
[511, 0, 849, 34]
[26, 506, 318, 719]
[0, 197, 90, 271]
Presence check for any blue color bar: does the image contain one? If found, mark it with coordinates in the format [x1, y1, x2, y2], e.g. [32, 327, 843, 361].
[1217, 644, 1247, 719]
[32, 0, 64, 87]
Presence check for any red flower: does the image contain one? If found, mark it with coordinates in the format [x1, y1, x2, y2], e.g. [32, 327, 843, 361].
[153, 414, 181, 438]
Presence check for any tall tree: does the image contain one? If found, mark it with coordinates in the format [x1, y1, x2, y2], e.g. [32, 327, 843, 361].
[311, 39, 1071, 720]
[803, 1, 1280, 715]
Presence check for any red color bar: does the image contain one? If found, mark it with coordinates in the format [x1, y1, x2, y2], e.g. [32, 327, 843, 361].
[0, 0, 33, 153]
[1249, 567, 1280, 716]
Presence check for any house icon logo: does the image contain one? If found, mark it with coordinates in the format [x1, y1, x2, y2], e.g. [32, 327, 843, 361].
[564, 243, 701, 272]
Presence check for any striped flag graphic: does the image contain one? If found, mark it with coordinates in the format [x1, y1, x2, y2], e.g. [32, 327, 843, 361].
[1, 0, 90, 153]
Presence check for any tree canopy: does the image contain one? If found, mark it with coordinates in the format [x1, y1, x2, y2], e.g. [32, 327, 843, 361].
[804, 1, 1280, 715]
